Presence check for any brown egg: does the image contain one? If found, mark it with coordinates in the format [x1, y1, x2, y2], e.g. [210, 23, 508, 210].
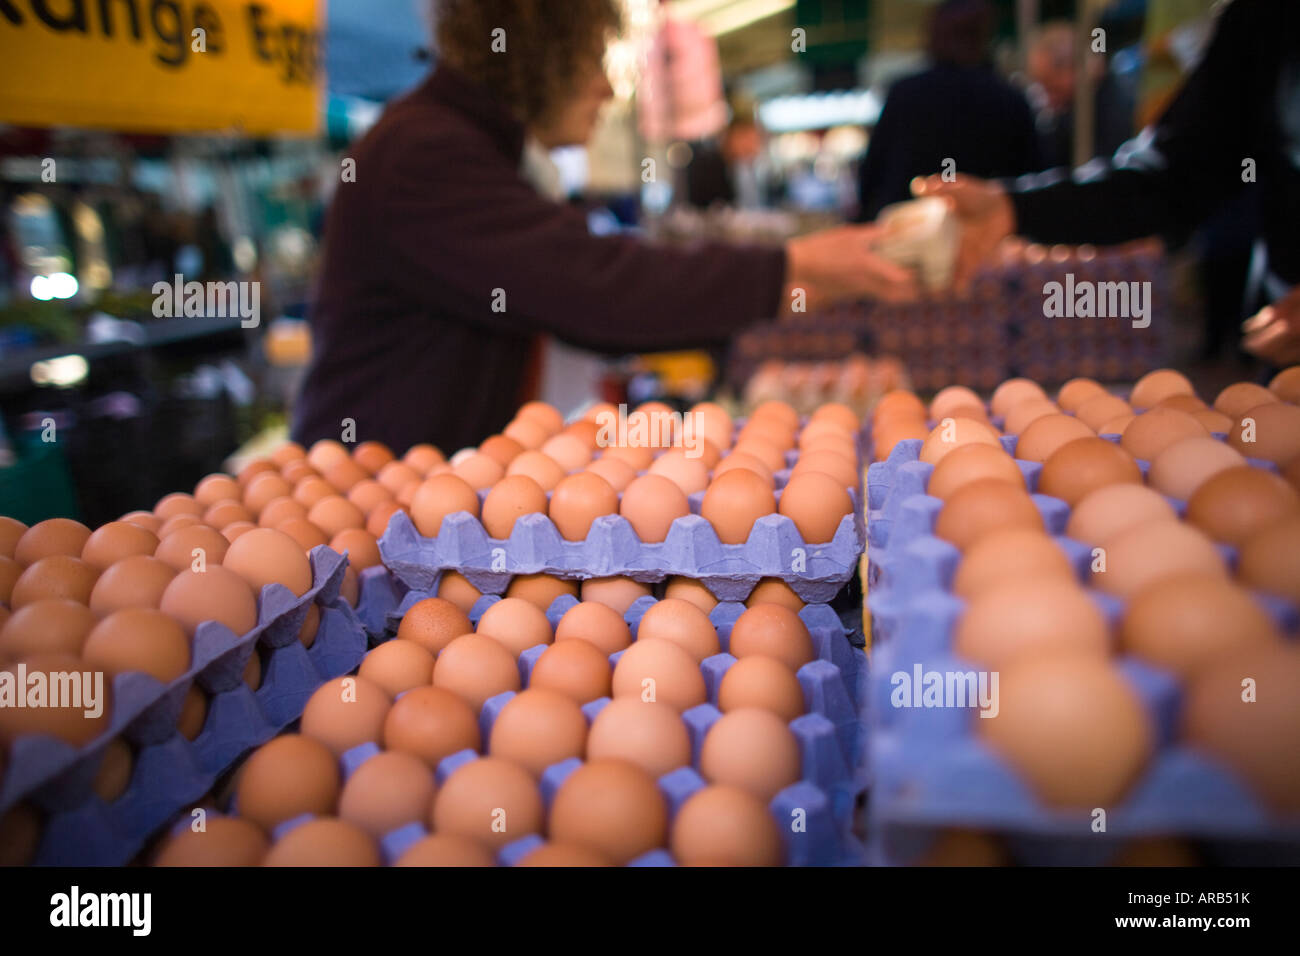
[263, 819, 380, 867]
[0, 599, 96, 658]
[540, 433, 593, 473]
[376, 461, 422, 495]
[516, 842, 612, 866]
[488, 688, 587, 776]
[410, 474, 480, 537]
[872, 418, 930, 462]
[157, 514, 204, 539]
[530, 638, 611, 703]
[956, 579, 1109, 667]
[480, 475, 547, 539]
[338, 565, 360, 608]
[474, 434, 523, 470]
[1038, 437, 1141, 505]
[745, 578, 804, 612]
[1120, 408, 1209, 462]
[710, 454, 773, 489]
[1066, 483, 1176, 545]
[338, 751, 437, 838]
[580, 576, 652, 616]
[15, 518, 91, 566]
[671, 785, 784, 866]
[582, 455, 635, 494]
[616, 475, 687, 545]
[365, 500, 404, 539]
[797, 429, 855, 460]
[1185, 466, 1299, 545]
[635, 598, 720, 663]
[352, 440, 395, 474]
[700, 470, 776, 545]
[505, 450, 565, 491]
[1098, 413, 1136, 435]
[1237, 514, 1300, 601]
[270, 442, 307, 468]
[433, 634, 521, 712]
[155, 493, 204, 521]
[1183, 643, 1300, 812]
[80, 521, 158, 570]
[0, 653, 112, 746]
[990, 378, 1047, 418]
[504, 573, 579, 611]
[0, 804, 40, 866]
[297, 604, 321, 648]
[1092, 520, 1227, 598]
[476, 597, 553, 657]
[306, 496, 365, 539]
[778, 471, 853, 544]
[1075, 393, 1133, 431]
[718, 656, 805, 721]
[272, 518, 325, 552]
[700, 707, 800, 801]
[300, 675, 393, 756]
[873, 390, 927, 425]
[518, 400, 565, 435]
[688, 401, 734, 449]
[1156, 393, 1208, 414]
[155, 525, 229, 572]
[1130, 368, 1195, 409]
[1003, 399, 1059, 435]
[159, 566, 258, 637]
[393, 833, 495, 866]
[382, 685, 481, 767]
[243, 652, 262, 691]
[810, 401, 860, 433]
[203, 500, 254, 530]
[292, 476, 335, 510]
[612, 638, 706, 711]
[731, 438, 786, 474]
[0, 516, 28, 558]
[585, 697, 690, 778]
[729, 604, 814, 671]
[431, 756, 543, 849]
[236, 459, 277, 487]
[242, 472, 293, 515]
[94, 737, 133, 800]
[345, 479, 391, 516]
[306, 439, 350, 472]
[1121, 573, 1278, 677]
[0, 556, 21, 605]
[280, 461, 317, 487]
[82, 609, 190, 682]
[330, 528, 381, 570]
[1215, 382, 1278, 418]
[554, 600, 632, 655]
[403, 443, 446, 473]
[953, 529, 1075, 597]
[1015, 414, 1095, 462]
[435, 572, 482, 615]
[1148, 436, 1245, 501]
[451, 452, 506, 491]
[154, 816, 269, 866]
[981, 656, 1152, 808]
[1269, 365, 1300, 402]
[11, 555, 98, 608]
[751, 399, 799, 431]
[1056, 377, 1107, 412]
[918, 417, 1000, 466]
[549, 472, 618, 541]
[224, 527, 314, 597]
[738, 418, 795, 451]
[912, 829, 1008, 867]
[648, 448, 710, 496]
[929, 385, 982, 421]
[926, 444, 1022, 500]
[549, 758, 667, 864]
[1228, 402, 1300, 464]
[934, 478, 1043, 550]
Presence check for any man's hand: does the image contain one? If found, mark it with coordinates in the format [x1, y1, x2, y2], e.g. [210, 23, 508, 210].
[1243, 285, 1300, 367]
[783, 224, 920, 315]
[911, 173, 1016, 293]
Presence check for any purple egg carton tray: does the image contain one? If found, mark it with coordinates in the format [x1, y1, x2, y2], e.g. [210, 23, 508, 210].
[8, 547, 375, 867]
[377, 468, 866, 605]
[862, 431, 1300, 861]
[347, 589, 869, 864]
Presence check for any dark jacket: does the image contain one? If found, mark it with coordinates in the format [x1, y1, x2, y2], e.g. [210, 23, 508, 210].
[1008, 0, 1300, 290]
[292, 67, 787, 454]
[856, 63, 1041, 221]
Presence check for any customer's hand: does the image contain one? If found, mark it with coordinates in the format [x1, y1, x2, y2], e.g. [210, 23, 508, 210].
[784, 224, 920, 314]
[1243, 285, 1300, 367]
[911, 173, 1016, 293]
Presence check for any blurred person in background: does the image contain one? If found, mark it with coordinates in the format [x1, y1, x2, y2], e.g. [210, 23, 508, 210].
[293, 0, 917, 454]
[855, 0, 1039, 222]
[1026, 20, 1135, 169]
[916, 0, 1300, 367]
[685, 113, 769, 210]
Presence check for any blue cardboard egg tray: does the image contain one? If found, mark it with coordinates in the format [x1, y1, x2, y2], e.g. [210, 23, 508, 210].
[5, 546, 374, 866]
[378, 439, 866, 604]
[237, 588, 870, 865]
[862, 421, 1300, 862]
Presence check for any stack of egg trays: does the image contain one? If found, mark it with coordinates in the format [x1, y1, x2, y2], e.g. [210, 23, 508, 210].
[2, 546, 372, 866]
[361, 586, 868, 865]
[862, 427, 1300, 865]
[380, 428, 867, 606]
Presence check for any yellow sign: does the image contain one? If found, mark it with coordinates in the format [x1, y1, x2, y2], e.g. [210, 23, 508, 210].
[0, 0, 323, 135]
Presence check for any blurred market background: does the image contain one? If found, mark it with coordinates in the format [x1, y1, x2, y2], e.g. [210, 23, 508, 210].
[0, 0, 1244, 525]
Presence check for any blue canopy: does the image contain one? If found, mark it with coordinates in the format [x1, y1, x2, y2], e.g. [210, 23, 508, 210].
[326, 0, 433, 102]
